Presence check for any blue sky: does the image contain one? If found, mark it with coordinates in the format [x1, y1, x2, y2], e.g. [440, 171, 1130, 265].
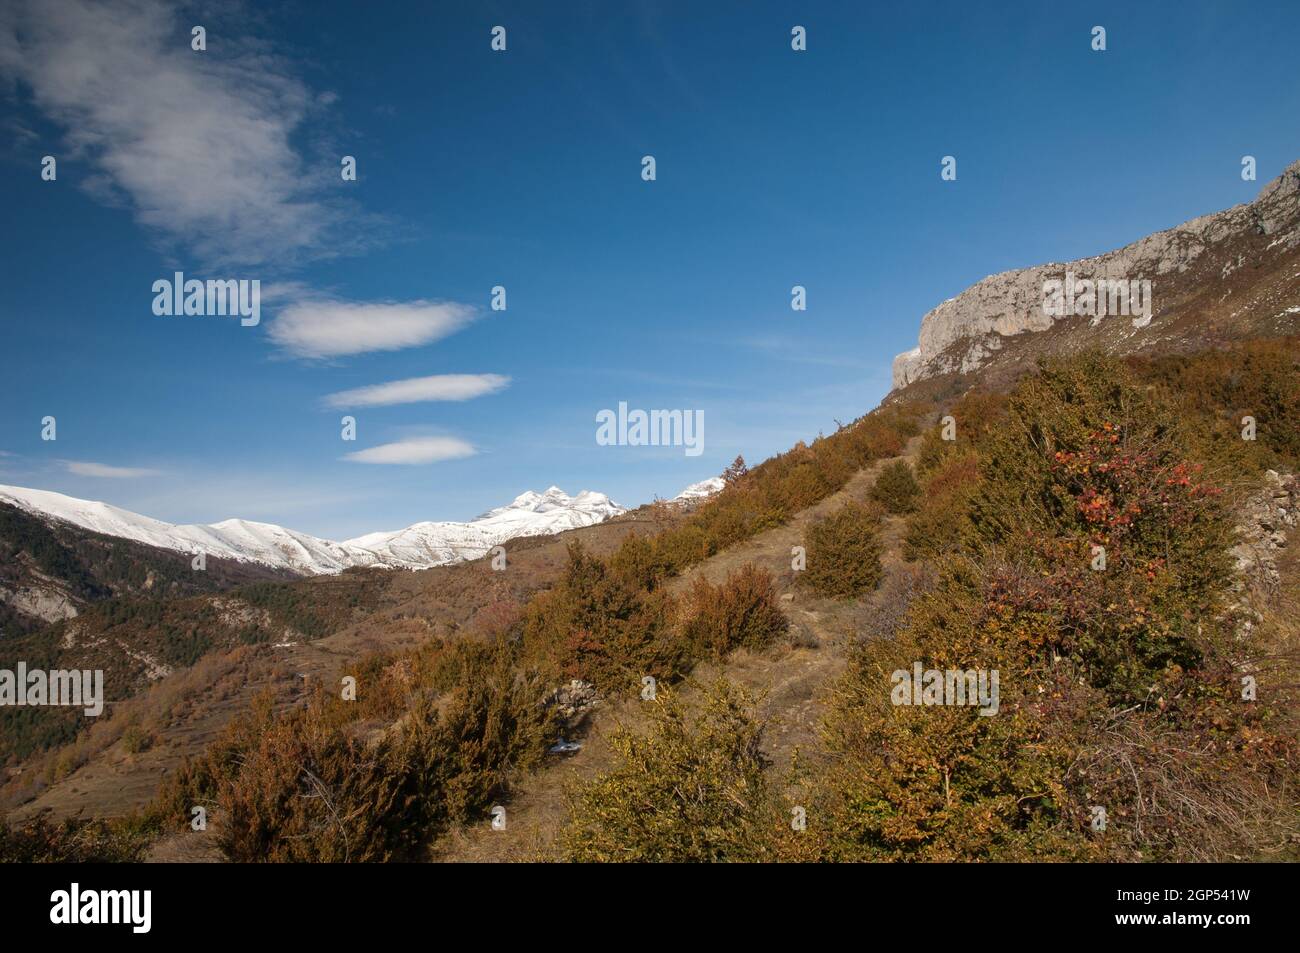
[2, 0, 1299, 539]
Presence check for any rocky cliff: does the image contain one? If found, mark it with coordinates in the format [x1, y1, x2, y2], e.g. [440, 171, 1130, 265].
[893, 160, 1300, 389]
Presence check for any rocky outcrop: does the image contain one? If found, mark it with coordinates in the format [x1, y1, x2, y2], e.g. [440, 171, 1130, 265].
[1230, 470, 1297, 599]
[547, 679, 600, 720]
[893, 160, 1300, 388]
[0, 581, 80, 624]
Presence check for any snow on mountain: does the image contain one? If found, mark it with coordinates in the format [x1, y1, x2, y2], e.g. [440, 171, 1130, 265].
[342, 487, 625, 569]
[0, 484, 624, 576]
[672, 477, 725, 502]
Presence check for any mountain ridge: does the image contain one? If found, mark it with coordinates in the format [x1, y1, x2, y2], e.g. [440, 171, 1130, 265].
[892, 159, 1300, 389]
[0, 484, 626, 576]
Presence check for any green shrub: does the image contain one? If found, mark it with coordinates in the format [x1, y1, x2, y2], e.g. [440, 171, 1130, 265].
[521, 542, 689, 694]
[121, 724, 153, 755]
[963, 355, 1234, 701]
[913, 392, 1007, 476]
[903, 450, 979, 561]
[799, 502, 884, 598]
[608, 532, 659, 591]
[561, 680, 779, 862]
[870, 460, 921, 514]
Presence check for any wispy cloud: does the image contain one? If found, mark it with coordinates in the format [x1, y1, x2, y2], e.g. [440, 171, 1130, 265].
[269, 295, 477, 359]
[324, 373, 510, 409]
[65, 461, 164, 478]
[342, 437, 476, 465]
[0, 0, 363, 268]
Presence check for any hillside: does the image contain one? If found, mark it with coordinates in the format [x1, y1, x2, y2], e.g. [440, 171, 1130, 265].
[0, 503, 687, 822]
[5, 340, 1296, 862]
[0, 501, 292, 636]
[431, 436, 929, 861]
[0, 483, 676, 779]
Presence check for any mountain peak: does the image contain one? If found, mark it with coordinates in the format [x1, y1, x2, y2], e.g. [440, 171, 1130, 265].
[672, 476, 726, 502]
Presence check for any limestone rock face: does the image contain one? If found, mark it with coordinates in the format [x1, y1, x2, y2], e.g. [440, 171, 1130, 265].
[893, 160, 1300, 388]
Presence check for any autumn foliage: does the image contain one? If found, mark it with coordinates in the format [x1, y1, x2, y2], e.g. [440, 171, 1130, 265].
[800, 351, 1300, 861]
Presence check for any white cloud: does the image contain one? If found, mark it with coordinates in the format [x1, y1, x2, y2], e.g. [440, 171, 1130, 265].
[342, 437, 476, 465]
[0, 0, 357, 267]
[65, 461, 164, 478]
[323, 373, 510, 408]
[270, 297, 477, 358]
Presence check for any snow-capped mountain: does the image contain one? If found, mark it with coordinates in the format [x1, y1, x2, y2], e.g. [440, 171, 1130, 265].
[342, 487, 625, 569]
[671, 477, 726, 502]
[0, 484, 624, 575]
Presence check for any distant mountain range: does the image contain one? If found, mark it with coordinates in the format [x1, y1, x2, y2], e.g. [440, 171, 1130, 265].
[0, 479, 725, 578]
[0, 484, 622, 575]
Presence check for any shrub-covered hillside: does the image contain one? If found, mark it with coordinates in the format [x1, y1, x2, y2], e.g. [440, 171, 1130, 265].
[562, 340, 1300, 862]
[3, 340, 1296, 863]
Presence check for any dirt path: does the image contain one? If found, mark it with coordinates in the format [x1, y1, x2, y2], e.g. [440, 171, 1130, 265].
[433, 436, 924, 862]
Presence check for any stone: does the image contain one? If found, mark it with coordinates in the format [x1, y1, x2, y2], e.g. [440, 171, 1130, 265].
[548, 679, 599, 719]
